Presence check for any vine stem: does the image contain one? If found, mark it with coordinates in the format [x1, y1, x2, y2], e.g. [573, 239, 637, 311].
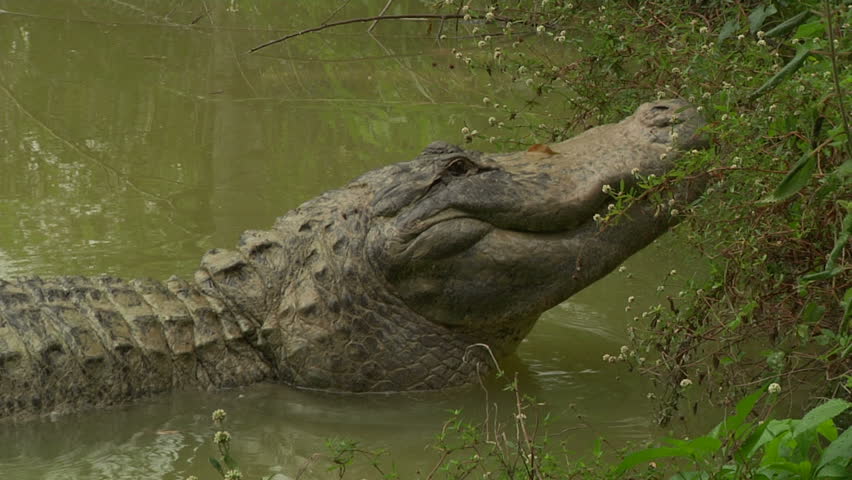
[824, 0, 852, 159]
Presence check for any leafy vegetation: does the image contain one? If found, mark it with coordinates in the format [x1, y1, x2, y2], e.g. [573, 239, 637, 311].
[424, 0, 850, 426]
[192, 0, 850, 478]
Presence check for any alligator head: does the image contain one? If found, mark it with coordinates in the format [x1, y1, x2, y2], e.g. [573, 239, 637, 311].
[368, 99, 707, 353]
[193, 99, 707, 392]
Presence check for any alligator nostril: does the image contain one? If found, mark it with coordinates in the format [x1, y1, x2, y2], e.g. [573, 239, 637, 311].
[652, 105, 670, 112]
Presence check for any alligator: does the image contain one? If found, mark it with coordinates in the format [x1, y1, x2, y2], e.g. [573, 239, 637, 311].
[0, 99, 707, 420]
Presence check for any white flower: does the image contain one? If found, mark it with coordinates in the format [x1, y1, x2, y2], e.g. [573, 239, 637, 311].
[737, 34, 745, 41]
[463, 13, 471, 21]
[618, 266, 627, 273]
[593, 213, 603, 223]
[656, 285, 665, 292]
[620, 345, 630, 355]
[768, 383, 781, 394]
[670, 209, 679, 216]
[702, 92, 711, 99]
[627, 296, 635, 303]
[669, 269, 677, 276]
[485, 11, 495, 21]
[699, 26, 708, 34]
[536, 25, 546, 34]
[601, 184, 612, 194]
[214, 431, 231, 444]
[461, 126, 470, 135]
[757, 39, 767, 47]
[757, 30, 766, 39]
[602, 354, 611, 362]
[607, 203, 615, 211]
[482, 97, 491, 104]
[224, 470, 242, 480]
[680, 378, 693, 387]
[631, 167, 640, 176]
[478, 40, 487, 48]
[488, 116, 497, 126]
[211, 409, 227, 423]
[525, 78, 534, 87]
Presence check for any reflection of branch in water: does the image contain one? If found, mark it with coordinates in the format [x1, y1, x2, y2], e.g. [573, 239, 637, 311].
[321, 0, 352, 26]
[367, 0, 393, 33]
[367, 33, 435, 104]
[201, 0, 258, 97]
[0, 7, 287, 33]
[0, 81, 194, 234]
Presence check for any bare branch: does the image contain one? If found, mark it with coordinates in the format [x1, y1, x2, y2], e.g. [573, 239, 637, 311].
[249, 13, 511, 53]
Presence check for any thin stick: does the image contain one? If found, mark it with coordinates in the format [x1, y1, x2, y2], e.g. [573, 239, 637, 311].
[368, 0, 393, 33]
[250, 13, 510, 53]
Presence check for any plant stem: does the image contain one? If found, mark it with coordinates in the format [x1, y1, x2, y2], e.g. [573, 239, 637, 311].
[824, 0, 852, 159]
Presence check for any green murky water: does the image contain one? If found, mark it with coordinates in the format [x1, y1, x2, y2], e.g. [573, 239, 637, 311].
[0, 2, 700, 478]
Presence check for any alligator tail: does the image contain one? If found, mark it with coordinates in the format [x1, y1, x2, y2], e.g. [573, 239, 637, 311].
[0, 275, 273, 420]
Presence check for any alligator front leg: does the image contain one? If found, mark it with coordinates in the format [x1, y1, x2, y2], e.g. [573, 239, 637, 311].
[0, 275, 273, 420]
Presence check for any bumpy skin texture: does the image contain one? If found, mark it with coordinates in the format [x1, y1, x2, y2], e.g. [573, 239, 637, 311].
[0, 100, 707, 420]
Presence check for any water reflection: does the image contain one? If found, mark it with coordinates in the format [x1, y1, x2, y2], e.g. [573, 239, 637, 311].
[0, 1, 702, 478]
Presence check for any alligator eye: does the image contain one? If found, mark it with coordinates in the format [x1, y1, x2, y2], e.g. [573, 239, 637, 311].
[445, 157, 476, 176]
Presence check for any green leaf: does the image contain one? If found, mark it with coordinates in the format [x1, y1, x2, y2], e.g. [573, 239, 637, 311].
[209, 457, 225, 476]
[803, 206, 851, 282]
[686, 436, 723, 458]
[794, 20, 826, 40]
[749, 4, 778, 34]
[749, 47, 812, 101]
[758, 460, 812, 477]
[816, 461, 852, 478]
[762, 146, 817, 202]
[737, 421, 773, 460]
[667, 472, 711, 480]
[801, 302, 826, 324]
[710, 389, 764, 440]
[842, 287, 852, 335]
[615, 447, 692, 475]
[718, 19, 741, 43]
[766, 11, 813, 38]
[817, 419, 839, 442]
[793, 399, 851, 438]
